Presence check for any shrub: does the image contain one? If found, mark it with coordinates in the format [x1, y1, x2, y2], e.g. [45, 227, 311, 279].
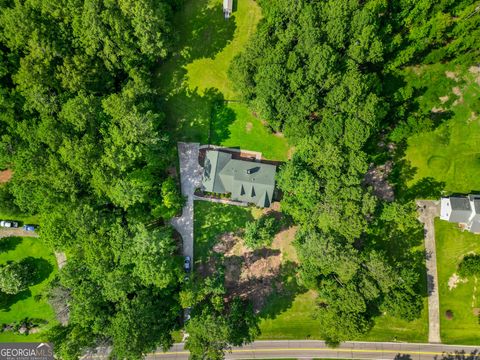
[458, 254, 480, 277]
[243, 215, 279, 250]
[0, 261, 29, 295]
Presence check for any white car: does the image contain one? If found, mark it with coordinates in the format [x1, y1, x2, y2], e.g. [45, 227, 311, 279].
[0, 220, 18, 228]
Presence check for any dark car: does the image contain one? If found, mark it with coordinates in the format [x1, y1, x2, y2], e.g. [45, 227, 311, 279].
[23, 225, 35, 231]
[184, 256, 191, 272]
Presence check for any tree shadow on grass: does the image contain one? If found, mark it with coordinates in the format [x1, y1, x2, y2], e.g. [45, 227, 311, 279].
[181, 0, 237, 62]
[389, 145, 445, 202]
[0, 237, 22, 253]
[258, 260, 307, 320]
[0, 289, 31, 311]
[20, 257, 54, 286]
[163, 86, 236, 144]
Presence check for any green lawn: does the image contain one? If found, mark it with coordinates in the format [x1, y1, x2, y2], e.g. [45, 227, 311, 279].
[258, 290, 428, 343]
[435, 219, 480, 344]
[0, 237, 57, 341]
[404, 64, 480, 194]
[155, 0, 289, 161]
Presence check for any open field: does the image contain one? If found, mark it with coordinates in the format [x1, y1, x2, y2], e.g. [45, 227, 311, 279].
[435, 219, 480, 344]
[0, 236, 57, 341]
[155, 0, 289, 161]
[404, 64, 480, 194]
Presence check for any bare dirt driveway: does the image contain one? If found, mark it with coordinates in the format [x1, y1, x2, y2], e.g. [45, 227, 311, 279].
[417, 200, 441, 344]
[170, 142, 203, 262]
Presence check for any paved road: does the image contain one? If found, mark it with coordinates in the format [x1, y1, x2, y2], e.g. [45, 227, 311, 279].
[417, 200, 441, 344]
[145, 341, 480, 360]
[170, 142, 203, 261]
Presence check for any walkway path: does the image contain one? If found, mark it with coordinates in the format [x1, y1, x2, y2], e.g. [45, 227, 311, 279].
[417, 200, 441, 344]
[170, 142, 203, 262]
[144, 340, 480, 360]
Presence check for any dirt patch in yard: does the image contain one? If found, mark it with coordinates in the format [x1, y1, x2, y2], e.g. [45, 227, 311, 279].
[364, 161, 394, 202]
[224, 247, 282, 311]
[439, 95, 449, 103]
[246, 122, 253, 133]
[452, 86, 464, 105]
[0, 169, 13, 183]
[445, 71, 459, 81]
[469, 65, 480, 85]
[271, 226, 298, 263]
[448, 273, 468, 290]
[213, 234, 284, 312]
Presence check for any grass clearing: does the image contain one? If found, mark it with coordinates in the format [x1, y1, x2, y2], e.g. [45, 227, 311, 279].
[435, 218, 480, 344]
[155, 0, 289, 160]
[404, 64, 480, 194]
[0, 236, 57, 341]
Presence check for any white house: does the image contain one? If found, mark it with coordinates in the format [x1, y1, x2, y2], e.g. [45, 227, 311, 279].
[440, 195, 480, 233]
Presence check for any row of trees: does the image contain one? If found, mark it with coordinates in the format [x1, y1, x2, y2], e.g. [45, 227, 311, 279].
[230, 0, 479, 345]
[0, 0, 186, 358]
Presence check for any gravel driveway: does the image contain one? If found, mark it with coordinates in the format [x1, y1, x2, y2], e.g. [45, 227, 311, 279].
[417, 200, 441, 343]
[170, 142, 203, 262]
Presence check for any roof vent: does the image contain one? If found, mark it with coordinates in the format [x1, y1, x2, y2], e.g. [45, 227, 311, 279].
[247, 168, 252, 174]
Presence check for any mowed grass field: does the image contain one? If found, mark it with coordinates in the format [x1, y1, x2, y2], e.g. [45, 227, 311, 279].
[404, 64, 480, 194]
[155, 0, 289, 161]
[193, 201, 428, 342]
[435, 219, 480, 344]
[0, 236, 57, 341]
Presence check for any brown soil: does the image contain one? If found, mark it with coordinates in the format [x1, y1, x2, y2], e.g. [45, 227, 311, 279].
[272, 226, 298, 263]
[287, 146, 295, 160]
[452, 86, 464, 105]
[364, 161, 394, 202]
[439, 95, 449, 104]
[224, 247, 282, 311]
[473, 308, 480, 316]
[432, 106, 447, 113]
[468, 65, 480, 86]
[0, 169, 13, 183]
[445, 309, 454, 320]
[445, 71, 459, 81]
[214, 233, 283, 312]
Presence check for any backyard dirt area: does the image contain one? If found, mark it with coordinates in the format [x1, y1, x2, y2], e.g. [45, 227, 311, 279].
[0, 169, 12, 183]
[215, 233, 283, 312]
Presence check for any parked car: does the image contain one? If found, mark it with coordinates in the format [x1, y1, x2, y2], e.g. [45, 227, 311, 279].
[0, 220, 18, 228]
[23, 225, 35, 231]
[184, 256, 191, 272]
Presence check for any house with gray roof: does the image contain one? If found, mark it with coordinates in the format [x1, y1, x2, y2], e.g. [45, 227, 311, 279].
[440, 195, 480, 233]
[202, 150, 276, 208]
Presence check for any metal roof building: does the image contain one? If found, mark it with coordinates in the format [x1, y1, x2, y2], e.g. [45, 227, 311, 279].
[202, 150, 276, 208]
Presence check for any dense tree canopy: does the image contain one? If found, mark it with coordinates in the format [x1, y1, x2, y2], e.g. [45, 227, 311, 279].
[230, 0, 478, 344]
[0, 0, 184, 358]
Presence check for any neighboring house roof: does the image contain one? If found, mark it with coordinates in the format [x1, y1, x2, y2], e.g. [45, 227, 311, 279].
[470, 219, 480, 233]
[202, 150, 276, 208]
[448, 197, 472, 223]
